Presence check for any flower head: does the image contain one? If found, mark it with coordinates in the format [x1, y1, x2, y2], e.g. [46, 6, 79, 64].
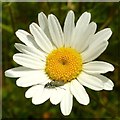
[5, 10, 114, 116]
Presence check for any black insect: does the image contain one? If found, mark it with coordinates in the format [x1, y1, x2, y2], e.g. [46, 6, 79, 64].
[44, 80, 65, 89]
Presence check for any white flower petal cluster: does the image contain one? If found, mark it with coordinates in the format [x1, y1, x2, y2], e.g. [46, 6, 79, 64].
[5, 10, 114, 116]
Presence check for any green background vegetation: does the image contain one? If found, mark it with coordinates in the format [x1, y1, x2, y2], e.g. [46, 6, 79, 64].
[2, 2, 119, 119]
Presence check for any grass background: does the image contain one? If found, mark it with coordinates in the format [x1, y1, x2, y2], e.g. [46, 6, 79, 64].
[2, 2, 119, 119]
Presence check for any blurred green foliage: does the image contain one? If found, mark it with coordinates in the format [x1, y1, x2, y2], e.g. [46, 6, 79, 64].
[2, 2, 119, 119]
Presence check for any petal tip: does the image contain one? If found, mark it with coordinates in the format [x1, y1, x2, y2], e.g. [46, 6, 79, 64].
[38, 12, 46, 20]
[5, 70, 9, 77]
[111, 65, 115, 71]
[30, 22, 35, 27]
[83, 11, 91, 16]
[16, 80, 20, 86]
[15, 30, 20, 36]
[81, 94, 90, 105]
[25, 91, 31, 98]
[13, 54, 17, 61]
[15, 29, 24, 36]
[38, 12, 44, 16]
[108, 28, 112, 36]
[108, 63, 114, 72]
[68, 10, 74, 14]
[104, 79, 114, 91]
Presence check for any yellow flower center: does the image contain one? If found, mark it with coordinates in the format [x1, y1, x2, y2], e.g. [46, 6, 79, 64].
[45, 47, 82, 83]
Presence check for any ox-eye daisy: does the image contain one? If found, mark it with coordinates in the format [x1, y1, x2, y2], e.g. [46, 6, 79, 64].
[5, 10, 114, 116]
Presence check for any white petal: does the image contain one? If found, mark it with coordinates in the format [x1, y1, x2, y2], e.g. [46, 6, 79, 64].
[50, 87, 66, 105]
[82, 28, 112, 62]
[95, 75, 114, 90]
[13, 53, 45, 69]
[77, 72, 104, 91]
[60, 83, 73, 116]
[83, 61, 114, 74]
[14, 43, 25, 53]
[16, 71, 49, 87]
[50, 89, 58, 105]
[25, 85, 44, 98]
[64, 10, 75, 47]
[38, 12, 51, 39]
[76, 12, 91, 28]
[15, 30, 38, 48]
[5, 67, 44, 78]
[48, 14, 64, 48]
[38, 12, 48, 30]
[14, 43, 47, 61]
[89, 28, 112, 43]
[75, 22, 97, 52]
[70, 80, 89, 105]
[29, 23, 53, 53]
[32, 88, 51, 105]
[70, 12, 91, 48]
[81, 41, 108, 63]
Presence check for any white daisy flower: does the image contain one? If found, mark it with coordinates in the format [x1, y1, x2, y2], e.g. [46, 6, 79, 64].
[5, 10, 114, 116]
